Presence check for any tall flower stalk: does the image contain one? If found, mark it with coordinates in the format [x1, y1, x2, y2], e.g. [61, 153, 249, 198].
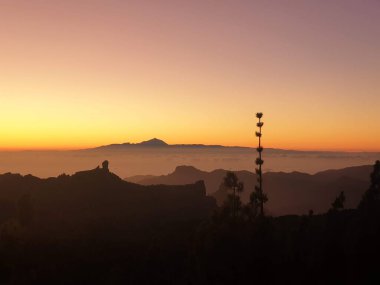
[250, 112, 267, 216]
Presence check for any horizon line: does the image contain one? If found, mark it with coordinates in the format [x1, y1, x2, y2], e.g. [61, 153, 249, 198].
[0, 139, 379, 153]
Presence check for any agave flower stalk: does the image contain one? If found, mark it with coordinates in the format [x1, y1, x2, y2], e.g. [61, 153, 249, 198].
[255, 112, 266, 216]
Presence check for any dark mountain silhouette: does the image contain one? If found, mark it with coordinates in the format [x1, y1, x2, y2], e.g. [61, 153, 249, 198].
[88, 138, 268, 150]
[1, 160, 379, 284]
[126, 165, 372, 215]
[0, 162, 216, 239]
[86, 138, 380, 155]
[127, 165, 230, 194]
[139, 138, 168, 146]
[88, 138, 168, 150]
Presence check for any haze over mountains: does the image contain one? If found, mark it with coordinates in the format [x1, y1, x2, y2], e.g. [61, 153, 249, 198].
[1, 138, 379, 178]
[126, 164, 373, 215]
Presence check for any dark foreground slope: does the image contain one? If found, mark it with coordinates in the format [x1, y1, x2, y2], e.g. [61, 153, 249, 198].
[126, 165, 372, 215]
[0, 162, 379, 284]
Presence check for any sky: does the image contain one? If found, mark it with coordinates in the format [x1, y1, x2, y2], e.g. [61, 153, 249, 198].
[0, 0, 379, 151]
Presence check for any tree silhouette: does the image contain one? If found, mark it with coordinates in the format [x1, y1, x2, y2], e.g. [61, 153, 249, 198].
[250, 112, 267, 216]
[223, 171, 244, 218]
[331, 191, 345, 211]
[359, 160, 380, 215]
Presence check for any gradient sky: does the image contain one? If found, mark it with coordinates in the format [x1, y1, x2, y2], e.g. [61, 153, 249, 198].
[1, 0, 379, 151]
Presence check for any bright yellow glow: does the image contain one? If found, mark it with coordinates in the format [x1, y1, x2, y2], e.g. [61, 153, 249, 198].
[0, 1, 379, 151]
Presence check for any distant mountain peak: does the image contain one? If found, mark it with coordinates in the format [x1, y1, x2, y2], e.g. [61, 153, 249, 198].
[174, 165, 200, 173]
[139, 138, 168, 146]
[89, 138, 253, 151]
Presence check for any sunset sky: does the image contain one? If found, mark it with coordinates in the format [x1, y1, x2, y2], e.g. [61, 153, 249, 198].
[1, 0, 379, 151]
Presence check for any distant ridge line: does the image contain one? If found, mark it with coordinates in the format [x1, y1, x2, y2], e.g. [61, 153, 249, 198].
[83, 138, 380, 154]
[85, 138, 283, 151]
[88, 138, 249, 150]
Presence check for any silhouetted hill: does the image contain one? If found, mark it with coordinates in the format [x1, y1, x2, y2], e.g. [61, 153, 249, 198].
[88, 138, 251, 150]
[139, 138, 168, 146]
[86, 138, 380, 155]
[0, 163, 216, 240]
[88, 138, 166, 150]
[1, 161, 378, 284]
[88, 138, 229, 150]
[125, 165, 372, 215]
[127, 165, 210, 185]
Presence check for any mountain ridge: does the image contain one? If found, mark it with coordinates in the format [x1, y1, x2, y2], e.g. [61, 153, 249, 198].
[0, 162, 216, 239]
[125, 164, 373, 215]
[85, 138, 380, 154]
